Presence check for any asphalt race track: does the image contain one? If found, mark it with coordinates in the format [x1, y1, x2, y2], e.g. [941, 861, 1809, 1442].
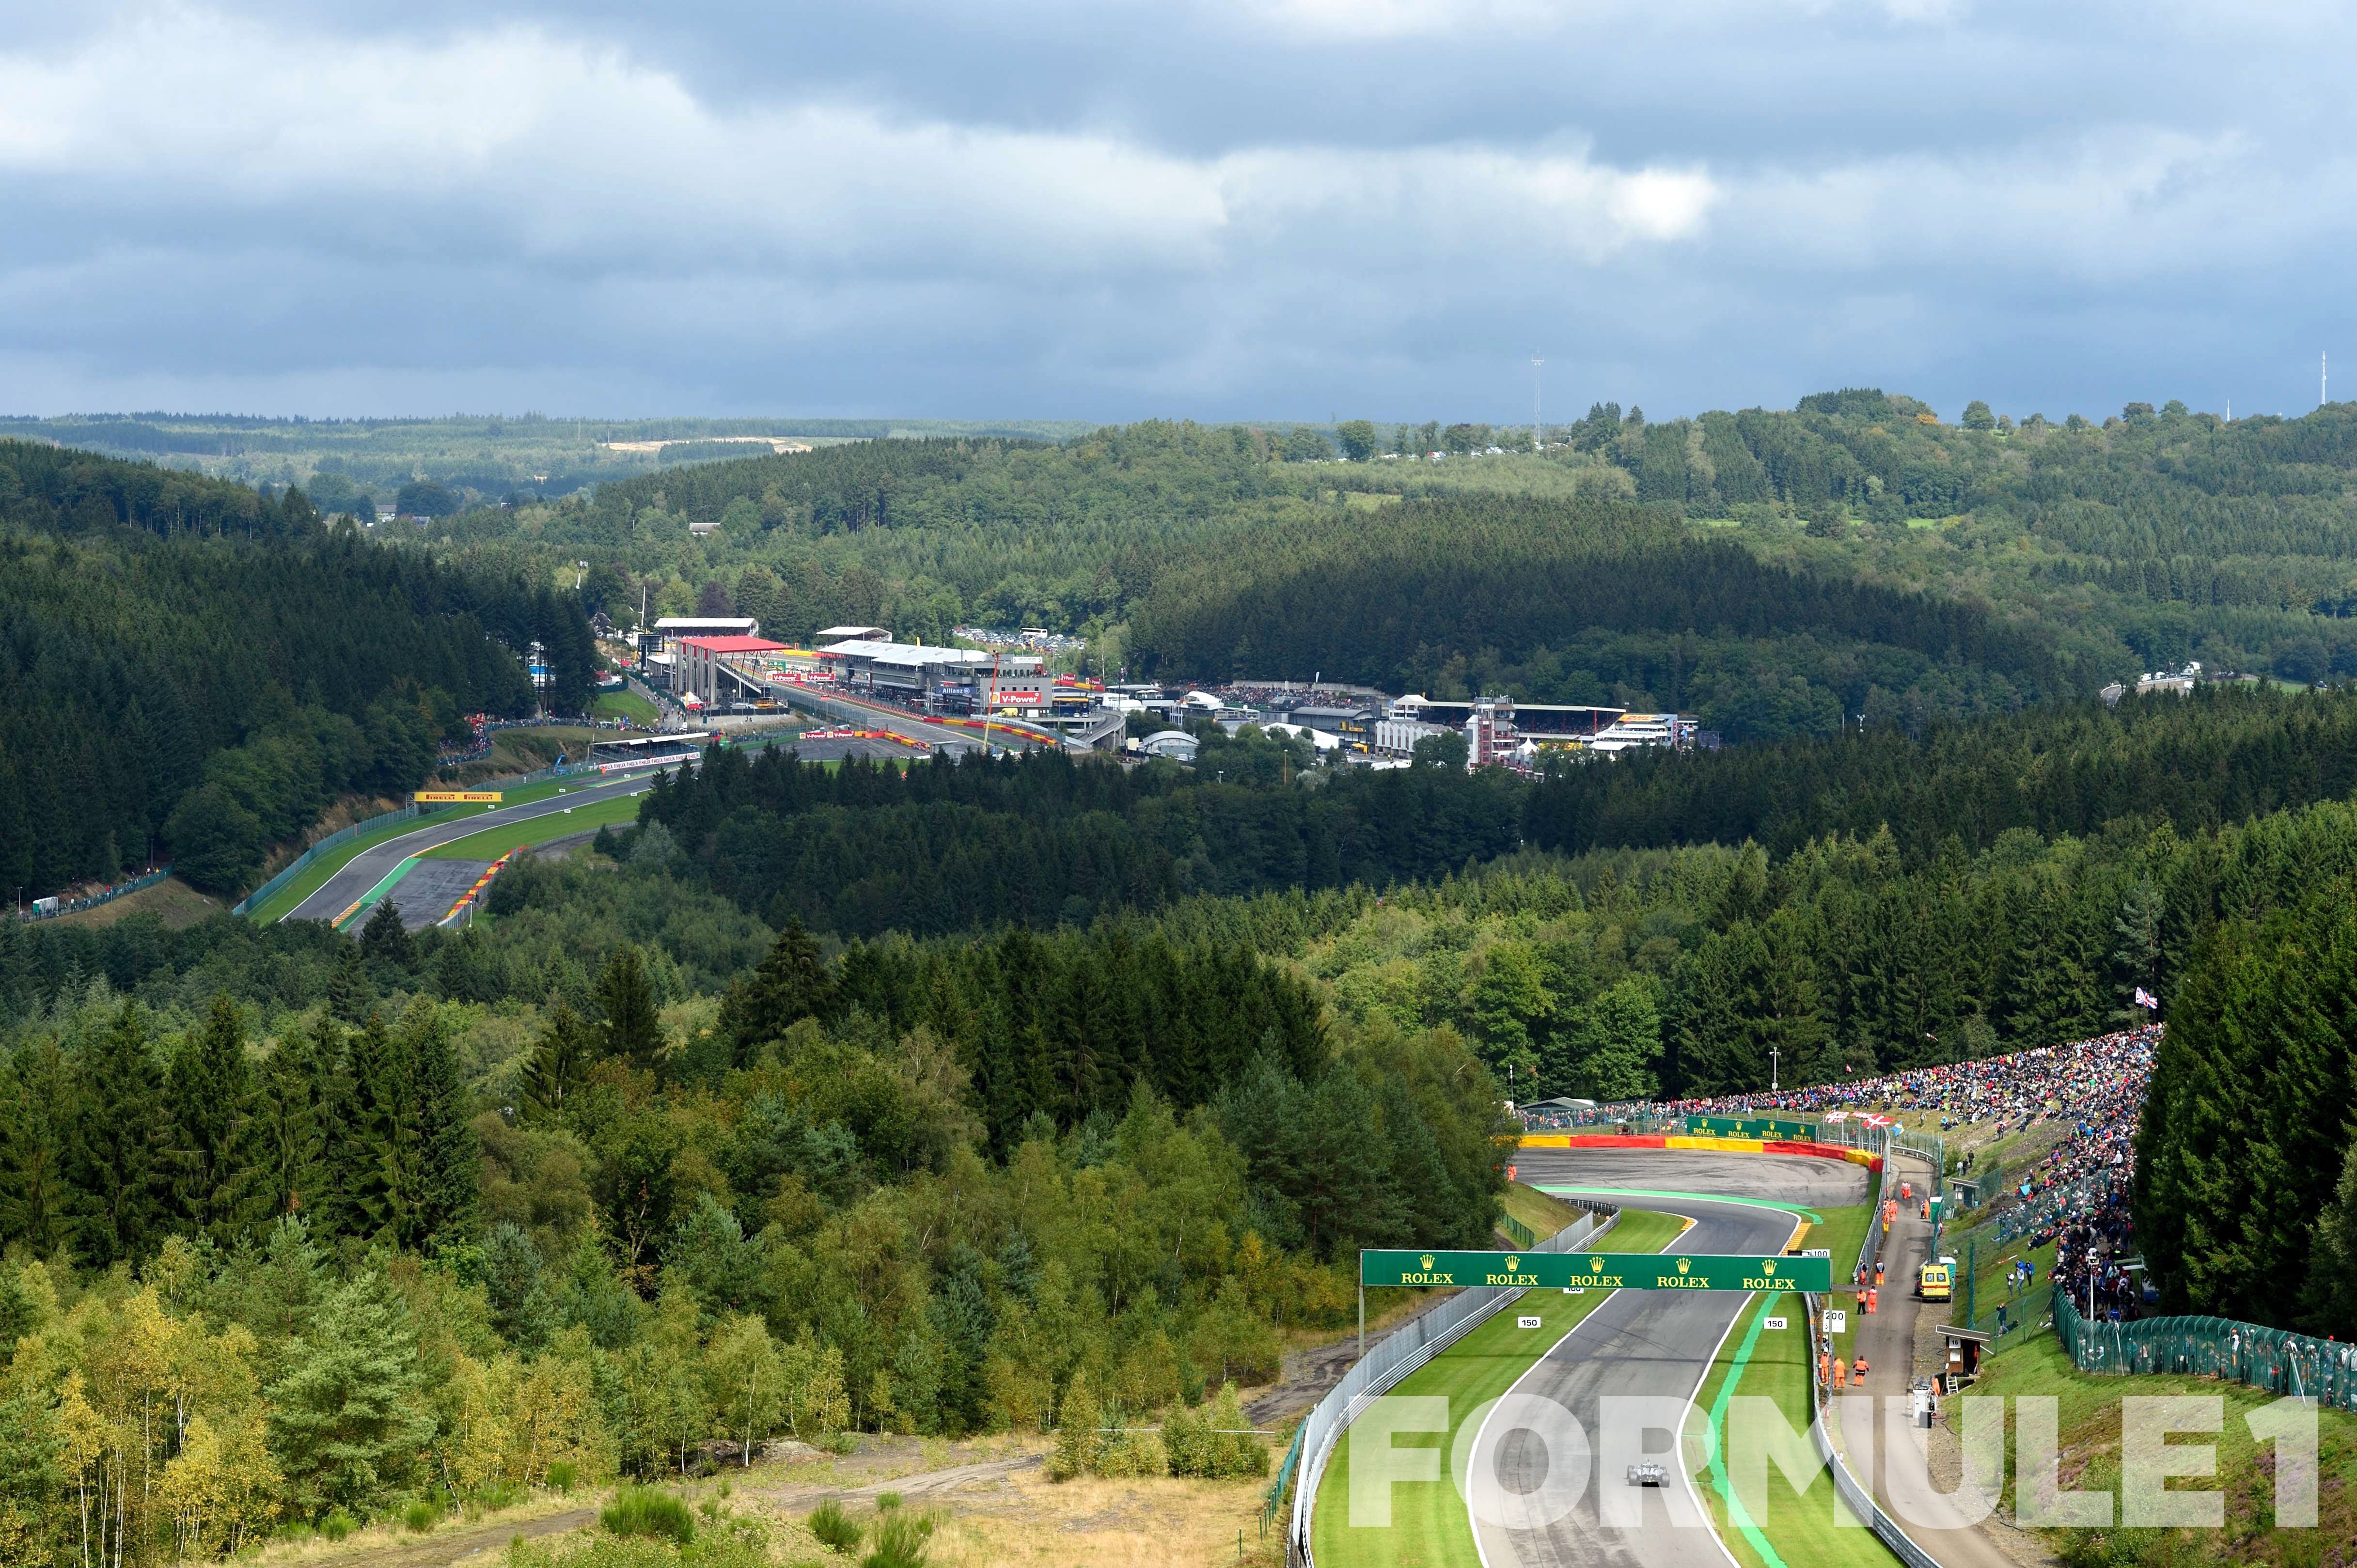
[1477, 1148, 1872, 1568]
[281, 770, 663, 927]
[784, 734, 929, 763]
[374, 858, 494, 930]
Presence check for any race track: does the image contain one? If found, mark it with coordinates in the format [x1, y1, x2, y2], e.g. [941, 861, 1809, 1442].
[375, 858, 494, 930]
[1479, 1148, 1872, 1568]
[282, 771, 662, 928]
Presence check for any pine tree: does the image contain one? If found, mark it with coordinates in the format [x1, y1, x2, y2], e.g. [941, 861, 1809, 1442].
[266, 1269, 433, 1516]
[593, 945, 663, 1073]
[521, 1001, 593, 1123]
[335, 1011, 422, 1247]
[167, 993, 254, 1242]
[67, 1001, 170, 1267]
[1047, 1372, 1101, 1481]
[359, 900, 416, 973]
[721, 920, 837, 1063]
[409, 1004, 478, 1248]
[2301, 1141, 2357, 1337]
[0, 1037, 75, 1258]
[325, 941, 370, 1026]
[246, 1025, 331, 1228]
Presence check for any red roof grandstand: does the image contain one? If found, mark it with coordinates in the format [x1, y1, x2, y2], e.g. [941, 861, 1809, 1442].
[678, 635, 787, 655]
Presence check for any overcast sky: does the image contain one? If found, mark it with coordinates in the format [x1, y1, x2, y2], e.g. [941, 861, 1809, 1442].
[2, 0, 2349, 423]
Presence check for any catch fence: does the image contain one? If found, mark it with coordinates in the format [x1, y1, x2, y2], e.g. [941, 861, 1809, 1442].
[230, 803, 445, 917]
[2054, 1297, 2357, 1412]
[16, 867, 174, 921]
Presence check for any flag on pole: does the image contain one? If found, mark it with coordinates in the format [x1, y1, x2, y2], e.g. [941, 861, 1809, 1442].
[2134, 987, 2158, 1009]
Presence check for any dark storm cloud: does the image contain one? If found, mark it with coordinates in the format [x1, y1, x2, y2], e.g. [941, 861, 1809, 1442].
[3, 0, 2351, 422]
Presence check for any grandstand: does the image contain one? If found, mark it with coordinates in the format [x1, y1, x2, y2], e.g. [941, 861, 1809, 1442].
[587, 732, 709, 771]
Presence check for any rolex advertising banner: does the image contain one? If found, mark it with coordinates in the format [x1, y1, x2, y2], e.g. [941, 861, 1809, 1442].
[1359, 1250, 1832, 1293]
[1686, 1115, 1818, 1140]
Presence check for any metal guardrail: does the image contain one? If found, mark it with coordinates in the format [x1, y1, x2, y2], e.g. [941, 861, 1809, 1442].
[1499, 1213, 1540, 1249]
[1854, 1138, 1890, 1290]
[1286, 1205, 1618, 1568]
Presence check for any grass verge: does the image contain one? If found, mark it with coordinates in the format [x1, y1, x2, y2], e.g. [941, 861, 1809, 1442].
[1689, 1286, 1896, 1568]
[1959, 1335, 2357, 1568]
[421, 794, 644, 860]
[248, 774, 658, 921]
[1310, 1207, 1692, 1568]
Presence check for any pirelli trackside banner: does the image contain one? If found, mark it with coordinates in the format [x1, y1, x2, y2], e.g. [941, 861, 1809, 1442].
[415, 791, 504, 803]
[1359, 1250, 1831, 1292]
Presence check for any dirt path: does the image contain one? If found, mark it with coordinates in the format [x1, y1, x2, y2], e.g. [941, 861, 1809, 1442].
[270, 1446, 1047, 1568]
[287, 1506, 597, 1568]
[750, 1451, 1045, 1509]
[1244, 1289, 1466, 1428]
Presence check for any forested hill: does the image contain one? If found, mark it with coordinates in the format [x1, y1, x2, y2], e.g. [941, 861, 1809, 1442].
[392, 397, 2357, 745]
[1523, 679, 2357, 859]
[1128, 493, 2069, 724]
[623, 684, 2357, 940]
[0, 440, 595, 899]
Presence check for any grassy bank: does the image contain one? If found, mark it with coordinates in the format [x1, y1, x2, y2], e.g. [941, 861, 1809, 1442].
[1961, 1337, 2357, 1568]
[1503, 1182, 1589, 1241]
[591, 688, 660, 725]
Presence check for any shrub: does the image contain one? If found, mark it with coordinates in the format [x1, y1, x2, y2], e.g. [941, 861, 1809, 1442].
[321, 1510, 357, 1542]
[873, 1491, 901, 1511]
[807, 1499, 862, 1553]
[1046, 1376, 1100, 1482]
[1166, 1383, 1268, 1478]
[858, 1511, 934, 1568]
[1094, 1428, 1167, 1478]
[602, 1487, 695, 1545]
[1163, 1404, 1213, 1477]
[546, 1461, 578, 1494]
[405, 1499, 439, 1532]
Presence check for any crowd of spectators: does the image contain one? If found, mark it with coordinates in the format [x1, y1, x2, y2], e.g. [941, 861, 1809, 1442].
[1518, 1025, 2163, 1322]
[1522, 1026, 2157, 1134]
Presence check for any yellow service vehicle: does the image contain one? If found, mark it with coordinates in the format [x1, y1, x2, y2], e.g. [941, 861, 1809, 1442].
[1917, 1261, 1953, 1302]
